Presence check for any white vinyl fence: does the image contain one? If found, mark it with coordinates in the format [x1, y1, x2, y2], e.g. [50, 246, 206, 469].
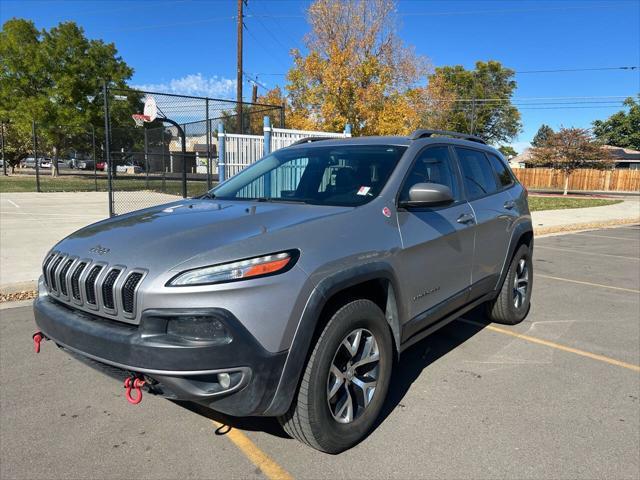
[219, 133, 264, 178]
[219, 122, 351, 180]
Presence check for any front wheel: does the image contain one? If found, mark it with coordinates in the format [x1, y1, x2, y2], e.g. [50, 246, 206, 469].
[487, 244, 533, 325]
[278, 299, 393, 453]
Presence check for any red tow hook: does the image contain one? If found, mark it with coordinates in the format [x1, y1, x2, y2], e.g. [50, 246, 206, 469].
[33, 331, 46, 353]
[124, 376, 146, 405]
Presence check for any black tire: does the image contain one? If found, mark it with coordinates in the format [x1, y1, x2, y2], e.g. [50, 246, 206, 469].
[278, 299, 393, 453]
[487, 244, 533, 325]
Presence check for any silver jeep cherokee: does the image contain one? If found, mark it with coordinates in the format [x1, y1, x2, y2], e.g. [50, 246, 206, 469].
[33, 129, 533, 453]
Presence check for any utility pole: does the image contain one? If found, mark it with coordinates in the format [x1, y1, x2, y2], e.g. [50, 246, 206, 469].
[251, 83, 258, 104]
[236, 0, 244, 133]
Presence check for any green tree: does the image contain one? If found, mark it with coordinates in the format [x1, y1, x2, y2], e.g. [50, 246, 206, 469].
[531, 124, 554, 147]
[528, 127, 612, 195]
[424, 61, 522, 144]
[0, 19, 133, 175]
[592, 96, 640, 150]
[498, 145, 517, 158]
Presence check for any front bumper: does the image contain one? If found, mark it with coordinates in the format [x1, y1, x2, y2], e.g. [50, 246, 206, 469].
[33, 295, 287, 416]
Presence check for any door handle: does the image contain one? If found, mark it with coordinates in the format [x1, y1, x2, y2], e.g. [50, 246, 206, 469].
[504, 200, 515, 210]
[457, 213, 475, 225]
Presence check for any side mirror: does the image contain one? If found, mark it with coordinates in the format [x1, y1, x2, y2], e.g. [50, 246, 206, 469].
[401, 182, 454, 208]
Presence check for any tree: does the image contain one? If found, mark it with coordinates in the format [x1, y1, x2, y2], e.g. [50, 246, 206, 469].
[0, 19, 133, 175]
[498, 145, 517, 158]
[282, 0, 430, 136]
[424, 61, 522, 144]
[592, 96, 640, 150]
[528, 127, 613, 195]
[531, 124, 554, 147]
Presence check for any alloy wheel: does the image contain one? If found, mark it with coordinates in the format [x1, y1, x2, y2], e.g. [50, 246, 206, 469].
[326, 328, 380, 424]
[513, 257, 529, 309]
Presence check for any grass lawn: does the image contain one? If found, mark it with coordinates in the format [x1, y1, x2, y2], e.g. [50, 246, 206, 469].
[0, 174, 213, 197]
[528, 196, 623, 212]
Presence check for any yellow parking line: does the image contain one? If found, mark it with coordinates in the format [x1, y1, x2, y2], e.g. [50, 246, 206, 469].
[536, 245, 639, 261]
[211, 420, 293, 480]
[459, 319, 640, 373]
[537, 273, 640, 294]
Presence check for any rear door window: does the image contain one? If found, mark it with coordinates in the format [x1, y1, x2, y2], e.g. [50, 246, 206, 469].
[487, 153, 515, 188]
[455, 147, 499, 200]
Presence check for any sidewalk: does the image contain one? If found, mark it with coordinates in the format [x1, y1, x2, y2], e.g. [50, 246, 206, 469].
[532, 196, 640, 235]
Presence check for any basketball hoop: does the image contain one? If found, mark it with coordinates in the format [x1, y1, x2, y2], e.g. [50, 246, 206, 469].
[132, 96, 159, 127]
[132, 113, 151, 127]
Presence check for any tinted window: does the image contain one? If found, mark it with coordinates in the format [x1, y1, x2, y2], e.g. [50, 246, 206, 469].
[399, 146, 459, 202]
[212, 145, 406, 207]
[487, 153, 514, 188]
[455, 147, 499, 199]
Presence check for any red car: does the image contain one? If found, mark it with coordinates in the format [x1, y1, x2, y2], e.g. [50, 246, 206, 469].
[96, 161, 107, 171]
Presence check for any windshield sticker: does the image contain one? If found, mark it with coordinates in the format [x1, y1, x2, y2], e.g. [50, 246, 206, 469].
[357, 186, 371, 196]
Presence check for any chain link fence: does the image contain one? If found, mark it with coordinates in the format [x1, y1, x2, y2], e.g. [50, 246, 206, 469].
[105, 87, 284, 215]
[0, 87, 284, 217]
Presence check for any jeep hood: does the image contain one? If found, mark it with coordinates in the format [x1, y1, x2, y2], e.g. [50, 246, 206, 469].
[53, 200, 348, 272]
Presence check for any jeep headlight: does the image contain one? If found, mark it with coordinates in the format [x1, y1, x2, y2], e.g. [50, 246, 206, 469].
[167, 250, 298, 286]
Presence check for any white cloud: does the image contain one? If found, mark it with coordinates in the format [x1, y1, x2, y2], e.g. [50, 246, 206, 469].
[132, 74, 236, 98]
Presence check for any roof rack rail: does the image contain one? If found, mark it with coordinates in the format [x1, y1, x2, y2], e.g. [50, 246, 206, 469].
[409, 129, 486, 145]
[288, 137, 333, 147]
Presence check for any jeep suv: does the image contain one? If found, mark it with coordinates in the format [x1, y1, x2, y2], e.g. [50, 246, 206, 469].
[33, 129, 533, 453]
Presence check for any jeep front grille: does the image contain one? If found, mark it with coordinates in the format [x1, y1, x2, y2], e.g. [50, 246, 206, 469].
[48, 256, 63, 291]
[71, 262, 86, 300]
[122, 272, 143, 314]
[58, 259, 74, 296]
[42, 251, 145, 322]
[85, 265, 103, 305]
[101, 269, 121, 310]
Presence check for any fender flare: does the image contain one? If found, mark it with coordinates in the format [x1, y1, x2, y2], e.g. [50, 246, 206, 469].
[263, 261, 402, 416]
[494, 219, 534, 292]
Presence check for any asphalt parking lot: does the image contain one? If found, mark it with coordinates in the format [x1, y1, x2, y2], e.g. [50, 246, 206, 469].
[1, 225, 639, 480]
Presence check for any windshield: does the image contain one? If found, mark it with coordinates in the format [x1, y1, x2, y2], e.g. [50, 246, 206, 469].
[211, 144, 407, 207]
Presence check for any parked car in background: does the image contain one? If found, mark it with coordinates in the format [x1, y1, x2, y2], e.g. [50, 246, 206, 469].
[21, 157, 51, 168]
[116, 163, 142, 174]
[77, 159, 95, 170]
[96, 161, 107, 171]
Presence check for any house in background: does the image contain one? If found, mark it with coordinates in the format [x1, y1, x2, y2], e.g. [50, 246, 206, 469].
[508, 145, 640, 170]
[602, 145, 640, 169]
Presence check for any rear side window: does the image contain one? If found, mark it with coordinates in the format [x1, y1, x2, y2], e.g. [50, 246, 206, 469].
[455, 147, 499, 199]
[487, 153, 514, 188]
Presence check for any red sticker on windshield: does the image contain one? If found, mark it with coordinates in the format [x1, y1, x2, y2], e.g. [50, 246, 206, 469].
[382, 207, 391, 218]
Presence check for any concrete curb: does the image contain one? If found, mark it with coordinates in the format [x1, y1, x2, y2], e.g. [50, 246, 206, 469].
[0, 281, 37, 296]
[0, 299, 34, 310]
[534, 218, 639, 236]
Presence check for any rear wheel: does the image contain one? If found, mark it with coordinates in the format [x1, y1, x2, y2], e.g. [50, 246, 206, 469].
[487, 244, 533, 325]
[278, 299, 393, 453]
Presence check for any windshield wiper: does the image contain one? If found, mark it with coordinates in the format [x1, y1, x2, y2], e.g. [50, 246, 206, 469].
[254, 197, 308, 204]
[199, 192, 216, 200]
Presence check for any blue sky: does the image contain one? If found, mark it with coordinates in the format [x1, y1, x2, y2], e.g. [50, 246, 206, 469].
[2, 0, 639, 150]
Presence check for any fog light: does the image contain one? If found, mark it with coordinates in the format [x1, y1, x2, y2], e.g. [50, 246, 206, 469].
[217, 373, 231, 389]
[166, 316, 232, 344]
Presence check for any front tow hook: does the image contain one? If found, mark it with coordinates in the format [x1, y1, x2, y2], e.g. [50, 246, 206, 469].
[32, 331, 47, 353]
[124, 376, 147, 405]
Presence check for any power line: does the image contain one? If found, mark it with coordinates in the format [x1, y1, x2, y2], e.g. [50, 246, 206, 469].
[516, 66, 639, 74]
